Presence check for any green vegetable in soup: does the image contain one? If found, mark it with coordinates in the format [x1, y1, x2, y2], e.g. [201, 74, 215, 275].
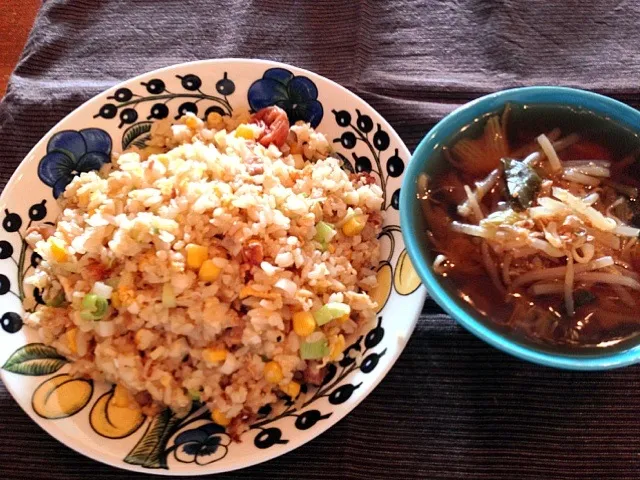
[574, 289, 597, 309]
[501, 157, 542, 211]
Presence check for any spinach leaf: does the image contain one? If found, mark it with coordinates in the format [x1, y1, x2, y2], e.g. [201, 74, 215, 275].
[501, 158, 542, 211]
[574, 289, 597, 309]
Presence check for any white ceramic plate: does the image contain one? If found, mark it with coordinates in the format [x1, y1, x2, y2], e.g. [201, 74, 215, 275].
[0, 59, 425, 475]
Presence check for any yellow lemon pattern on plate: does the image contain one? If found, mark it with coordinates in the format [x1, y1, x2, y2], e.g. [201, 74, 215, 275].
[32, 374, 93, 419]
[393, 249, 421, 295]
[90, 385, 145, 439]
[370, 262, 392, 312]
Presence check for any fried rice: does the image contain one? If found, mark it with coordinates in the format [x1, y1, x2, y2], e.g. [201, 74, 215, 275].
[23, 106, 383, 436]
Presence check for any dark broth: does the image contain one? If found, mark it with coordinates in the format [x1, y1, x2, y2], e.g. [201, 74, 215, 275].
[423, 103, 640, 353]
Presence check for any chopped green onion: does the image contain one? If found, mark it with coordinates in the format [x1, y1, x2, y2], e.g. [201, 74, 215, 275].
[80, 293, 108, 321]
[313, 221, 335, 244]
[162, 282, 177, 308]
[82, 293, 98, 310]
[313, 306, 333, 326]
[188, 389, 201, 401]
[300, 338, 329, 360]
[313, 302, 351, 326]
[94, 298, 108, 316]
[82, 293, 100, 312]
[46, 292, 65, 308]
[80, 310, 97, 321]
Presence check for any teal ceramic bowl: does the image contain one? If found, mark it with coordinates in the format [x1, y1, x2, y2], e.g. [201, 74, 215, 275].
[400, 86, 640, 370]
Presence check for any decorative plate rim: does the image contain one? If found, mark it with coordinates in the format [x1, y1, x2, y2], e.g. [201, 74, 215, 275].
[0, 58, 425, 475]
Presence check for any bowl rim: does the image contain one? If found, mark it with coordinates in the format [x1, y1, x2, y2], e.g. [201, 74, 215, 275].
[400, 85, 640, 371]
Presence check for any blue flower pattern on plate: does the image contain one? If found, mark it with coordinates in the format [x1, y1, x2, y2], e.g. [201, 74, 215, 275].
[172, 423, 231, 466]
[38, 129, 112, 198]
[248, 68, 323, 127]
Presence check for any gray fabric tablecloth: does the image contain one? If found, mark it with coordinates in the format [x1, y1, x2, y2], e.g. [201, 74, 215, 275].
[2, 1, 640, 478]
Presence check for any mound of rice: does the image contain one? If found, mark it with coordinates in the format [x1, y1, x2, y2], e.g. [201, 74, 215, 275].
[23, 108, 383, 436]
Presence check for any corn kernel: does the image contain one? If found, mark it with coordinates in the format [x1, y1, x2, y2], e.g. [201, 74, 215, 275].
[48, 237, 68, 262]
[293, 311, 316, 337]
[111, 384, 133, 408]
[212, 408, 231, 426]
[336, 313, 349, 324]
[199, 259, 222, 282]
[186, 243, 208, 269]
[202, 348, 228, 364]
[329, 334, 346, 361]
[263, 361, 283, 384]
[111, 292, 121, 308]
[185, 115, 200, 130]
[342, 215, 367, 237]
[66, 328, 78, 354]
[281, 381, 301, 399]
[235, 124, 255, 140]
